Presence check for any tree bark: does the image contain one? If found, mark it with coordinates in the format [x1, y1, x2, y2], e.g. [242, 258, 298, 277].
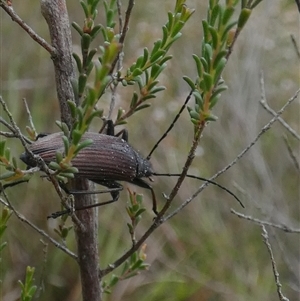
[41, 0, 76, 127]
[40, 1, 101, 300]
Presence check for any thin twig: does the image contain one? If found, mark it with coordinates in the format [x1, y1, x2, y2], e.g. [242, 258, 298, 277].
[100, 213, 163, 276]
[294, 0, 300, 13]
[231, 209, 300, 233]
[164, 88, 300, 221]
[290, 34, 300, 59]
[283, 136, 300, 172]
[0, 195, 78, 260]
[109, 0, 134, 75]
[116, 0, 123, 36]
[108, 0, 125, 119]
[35, 239, 49, 298]
[259, 72, 300, 141]
[23, 98, 38, 138]
[0, 2, 56, 56]
[0, 97, 34, 151]
[0, 131, 22, 138]
[261, 226, 290, 301]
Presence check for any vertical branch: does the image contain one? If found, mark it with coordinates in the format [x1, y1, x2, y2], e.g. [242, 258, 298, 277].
[40, 1, 101, 300]
[73, 179, 101, 301]
[41, 0, 76, 127]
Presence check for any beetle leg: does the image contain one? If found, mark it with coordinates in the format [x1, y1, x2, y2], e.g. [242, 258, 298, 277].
[106, 119, 115, 136]
[106, 119, 129, 141]
[0, 179, 29, 192]
[48, 182, 123, 219]
[130, 178, 158, 215]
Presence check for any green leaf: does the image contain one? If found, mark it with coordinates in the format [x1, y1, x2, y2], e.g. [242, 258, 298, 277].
[150, 86, 166, 94]
[76, 107, 84, 128]
[150, 40, 162, 57]
[203, 72, 213, 91]
[192, 54, 203, 78]
[210, 4, 220, 27]
[135, 55, 145, 69]
[81, 33, 92, 53]
[59, 172, 76, 179]
[135, 104, 151, 112]
[167, 32, 182, 47]
[214, 57, 227, 82]
[48, 161, 62, 171]
[4, 148, 10, 162]
[0, 140, 6, 156]
[0, 241, 7, 252]
[141, 48, 149, 67]
[130, 91, 139, 108]
[205, 114, 218, 121]
[80, 1, 89, 18]
[86, 48, 97, 66]
[150, 49, 166, 64]
[72, 22, 83, 36]
[200, 57, 208, 72]
[55, 151, 64, 164]
[222, 6, 235, 25]
[67, 100, 77, 119]
[131, 68, 143, 78]
[150, 63, 166, 79]
[90, 24, 102, 40]
[189, 110, 200, 120]
[12, 156, 17, 168]
[72, 130, 83, 146]
[146, 80, 159, 91]
[109, 274, 120, 287]
[213, 50, 227, 70]
[237, 8, 252, 30]
[166, 12, 174, 31]
[161, 25, 169, 47]
[171, 20, 184, 38]
[221, 20, 237, 41]
[78, 74, 87, 96]
[209, 93, 221, 109]
[193, 90, 204, 108]
[250, 0, 264, 9]
[160, 55, 173, 65]
[62, 135, 69, 154]
[74, 139, 93, 155]
[191, 118, 199, 125]
[86, 109, 104, 125]
[202, 20, 209, 43]
[204, 43, 213, 62]
[211, 84, 228, 97]
[208, 26, 219, 49]
[183, 76, 195, 90]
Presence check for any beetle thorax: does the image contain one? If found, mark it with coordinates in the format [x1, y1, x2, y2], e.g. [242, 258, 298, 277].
[136, 156, 153, 178]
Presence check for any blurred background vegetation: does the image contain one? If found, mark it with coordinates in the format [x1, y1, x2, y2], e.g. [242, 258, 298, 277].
[0, 0, 299, 300]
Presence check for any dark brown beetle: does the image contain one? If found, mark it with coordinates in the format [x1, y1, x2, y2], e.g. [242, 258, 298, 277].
[20, 122, 243, 217]
[20, 130, 159, 213]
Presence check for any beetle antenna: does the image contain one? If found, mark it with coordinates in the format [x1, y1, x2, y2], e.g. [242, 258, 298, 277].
[153, 172, 244, 208]
[147, 90, 193, 160]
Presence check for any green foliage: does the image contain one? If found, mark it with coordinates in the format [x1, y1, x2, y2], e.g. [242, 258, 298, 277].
[116, 1, 195, 124]
[102, 244, 149, 294]
[0, 136, 25, 182]
[18, 266, 37, 301]
[184, 0, 254, 133]
[126, 190, 146, 244]
[0, 206, 12, 257]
